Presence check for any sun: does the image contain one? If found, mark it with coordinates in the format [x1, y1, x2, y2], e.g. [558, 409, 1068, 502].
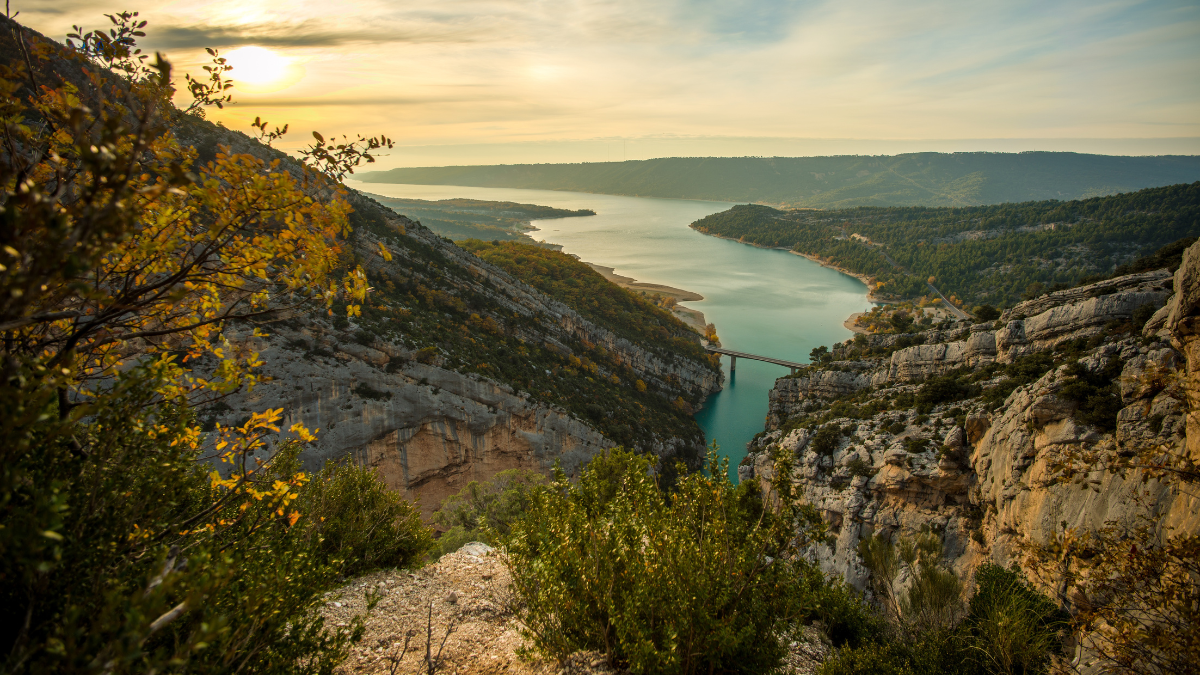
[223, 46, 293, 91]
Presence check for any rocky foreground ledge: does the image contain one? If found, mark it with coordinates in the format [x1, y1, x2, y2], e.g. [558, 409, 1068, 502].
[321, 544, 829, 674]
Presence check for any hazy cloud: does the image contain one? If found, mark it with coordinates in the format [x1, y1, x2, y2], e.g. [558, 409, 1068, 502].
[148, 20, 487, 50]
[17, 0, 1200, 166]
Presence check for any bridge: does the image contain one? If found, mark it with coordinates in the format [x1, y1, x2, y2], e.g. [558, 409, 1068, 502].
[705, 346, 807, 373]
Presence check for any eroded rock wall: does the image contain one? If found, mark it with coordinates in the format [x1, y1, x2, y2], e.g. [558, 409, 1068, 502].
[207, 200, 720, 519]
[751, 256, 1198, 589]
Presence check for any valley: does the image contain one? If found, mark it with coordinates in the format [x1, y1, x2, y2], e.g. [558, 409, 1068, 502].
[4, 8, 1199, 674]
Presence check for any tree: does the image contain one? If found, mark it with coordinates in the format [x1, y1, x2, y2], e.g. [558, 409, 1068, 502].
[0, 13, 430, 672]
[972, 305, 1001, 322]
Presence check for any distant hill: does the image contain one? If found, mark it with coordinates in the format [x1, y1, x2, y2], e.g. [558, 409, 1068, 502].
[357, 153, 1200, 208]
[360, 193, 593, 243]
[689, 182, 1200, 308]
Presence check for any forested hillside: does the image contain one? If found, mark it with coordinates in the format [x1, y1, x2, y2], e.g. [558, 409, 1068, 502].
[690, 182, 1200, 307]
[459, 240, 709, 363]
[358, 154, 1200, 208]
[362, 193, 594, 242]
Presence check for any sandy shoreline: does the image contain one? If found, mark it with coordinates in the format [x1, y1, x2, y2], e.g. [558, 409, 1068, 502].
[783, 250, 883, 301]
[844, 312, 870, 334]
[586, 262, 708, 332]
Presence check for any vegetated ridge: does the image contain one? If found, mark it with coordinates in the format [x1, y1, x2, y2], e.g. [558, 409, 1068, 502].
[361, 192, 595, 244]
[357, 154, 1200, 208]
[690, 182, 1200, 308]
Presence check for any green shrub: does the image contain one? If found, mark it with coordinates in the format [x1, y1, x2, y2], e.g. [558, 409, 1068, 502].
[961, 564, 1069, 674]
[812, 424, 844, 456]
[916, 375, 978, 414]
[972, 305, 1001, 322]
[0, 365, 433, 674]
[431, 469, 545, 557]
[847, 457, 876, 478]
[826, 557, 1066, 675]
[820, 630, 962, 675]
[505, 446, 829, 674]
[353, 382, 392, 400]
[296, 460, 434, 578]
[1057, 362, 1122, 432]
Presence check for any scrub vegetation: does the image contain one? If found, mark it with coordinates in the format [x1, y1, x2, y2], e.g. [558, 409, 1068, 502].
[691, 186, 1200, 307]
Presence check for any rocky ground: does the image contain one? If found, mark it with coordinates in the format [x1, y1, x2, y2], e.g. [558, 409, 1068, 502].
[321, 543, 831, 674]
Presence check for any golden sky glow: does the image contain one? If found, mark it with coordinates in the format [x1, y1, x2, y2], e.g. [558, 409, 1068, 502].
[21, 0, 1200, 168]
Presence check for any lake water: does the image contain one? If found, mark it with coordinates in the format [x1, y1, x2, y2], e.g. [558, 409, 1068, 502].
[346, 180, 874, 478]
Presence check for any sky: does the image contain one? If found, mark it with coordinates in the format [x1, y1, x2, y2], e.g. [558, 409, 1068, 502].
[20, 0, 1200, 168]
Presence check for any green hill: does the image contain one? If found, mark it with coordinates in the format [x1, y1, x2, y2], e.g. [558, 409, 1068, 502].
[689, 182, 1200, 307]
[357, 153, 1200, 208]
[361, 193, 594, 242]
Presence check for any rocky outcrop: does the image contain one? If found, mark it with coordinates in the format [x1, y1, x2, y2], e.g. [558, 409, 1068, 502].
[767, 368, 873, 426]
[1000, 270, 1173, 321]
[220, 325, 613, 519]
[879, 327, 997, 383]
[752, 256, 1200, 592]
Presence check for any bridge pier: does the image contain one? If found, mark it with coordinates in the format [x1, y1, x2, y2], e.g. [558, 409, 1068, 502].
[729, 355, 736, 372]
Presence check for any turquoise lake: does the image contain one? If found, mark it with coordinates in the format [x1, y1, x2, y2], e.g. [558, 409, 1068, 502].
[346, 180, 874, 478]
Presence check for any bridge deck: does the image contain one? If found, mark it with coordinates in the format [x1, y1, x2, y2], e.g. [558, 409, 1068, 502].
[705, 346, 806, 370]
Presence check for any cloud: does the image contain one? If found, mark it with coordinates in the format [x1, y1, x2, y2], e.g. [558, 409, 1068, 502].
[17, 0, 1200, 157]
[148, 19, 490, 50]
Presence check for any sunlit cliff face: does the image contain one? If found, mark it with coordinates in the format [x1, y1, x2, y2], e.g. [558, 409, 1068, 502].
[21, 0, 1200, 166]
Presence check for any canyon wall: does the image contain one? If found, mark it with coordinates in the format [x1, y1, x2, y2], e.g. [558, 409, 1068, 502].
[745, 258, 1197, 590]
[206, 191, 721, 519]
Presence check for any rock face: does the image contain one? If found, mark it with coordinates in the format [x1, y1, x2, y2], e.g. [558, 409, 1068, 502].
[203, 173, 720, 519]
[226, 334, 613, 519]
[751, 255, 1200, 591]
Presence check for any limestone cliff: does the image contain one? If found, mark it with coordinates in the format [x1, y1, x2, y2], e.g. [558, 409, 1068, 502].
[177, 126, 721, 519]
[745, 254, 1198, 591]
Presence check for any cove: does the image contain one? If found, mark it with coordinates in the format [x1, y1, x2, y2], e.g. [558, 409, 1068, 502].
[346, 180, 874, 478]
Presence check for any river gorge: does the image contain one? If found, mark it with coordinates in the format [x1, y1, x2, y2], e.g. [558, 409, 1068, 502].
[346, 180, 875, 475]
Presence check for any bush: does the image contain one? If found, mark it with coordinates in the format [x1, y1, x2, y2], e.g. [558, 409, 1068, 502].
[297, 459, 434, 578]
[961, 564, 1069, 674]
[1057, 362, 1122, 432]
[820, 631, 961, 675]
[0, 366, 435, 674]
[972, 305, 1001, 322]
[505, 447, 829, 674]
[916, 375, 977, 414]
[812, 424, 844, 456]
[825, 555, 1066, 675]
[431, 469, 545, 558]
[847, 457, 875, 478]
[1132, 302, 1159, 331]
[353, 382, 392, 400]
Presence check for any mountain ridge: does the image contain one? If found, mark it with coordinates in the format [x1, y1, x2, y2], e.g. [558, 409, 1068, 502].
[358, 152, 1200, 208]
